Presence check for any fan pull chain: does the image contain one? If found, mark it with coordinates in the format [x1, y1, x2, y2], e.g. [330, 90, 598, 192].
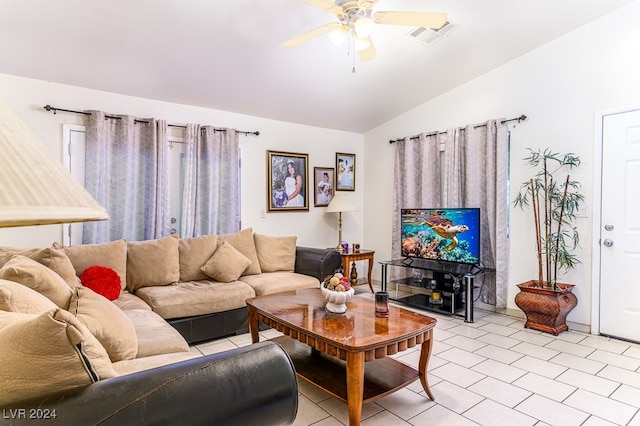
[349, 31, 357, 74]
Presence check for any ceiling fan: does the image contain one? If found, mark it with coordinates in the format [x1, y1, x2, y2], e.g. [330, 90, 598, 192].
[283, 0, 447, 62]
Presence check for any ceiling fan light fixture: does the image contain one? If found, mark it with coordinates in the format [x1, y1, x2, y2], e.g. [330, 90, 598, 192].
[354, 35, 371, 51]
[353, 17, 373, 38]
[329, 25, 349, 46]
[287, 0, 448, 65]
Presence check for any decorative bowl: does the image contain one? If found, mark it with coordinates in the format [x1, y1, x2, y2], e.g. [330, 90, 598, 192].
[320, 285, 355, 314]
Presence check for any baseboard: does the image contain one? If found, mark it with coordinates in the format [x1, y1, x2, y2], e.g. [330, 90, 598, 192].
[566, 320, 590, 334]
[500, 307, 525, 320]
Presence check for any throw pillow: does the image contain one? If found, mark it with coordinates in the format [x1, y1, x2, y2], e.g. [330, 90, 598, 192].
[0, 309, 117, 405]
[0, 246, 79, 289]
[217, 228, 261, 276]
[68, 287, 138, 362]
[126, 234, 180, 291]
[0, 278, 58, 314]
[0, 255, 73, 309]
[178, 233, 218, 281]
[54, 239, 127, 291]
[254, 234, 297, 272]
[80, 266, 122, 301]
[201, 241, 252, 283]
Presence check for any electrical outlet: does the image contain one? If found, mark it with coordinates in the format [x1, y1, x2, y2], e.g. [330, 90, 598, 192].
[575, 204, 588, 218]
[260, 209, 266, 219]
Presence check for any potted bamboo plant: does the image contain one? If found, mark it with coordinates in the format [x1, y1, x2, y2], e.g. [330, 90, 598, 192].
[513, 148, 584, 335]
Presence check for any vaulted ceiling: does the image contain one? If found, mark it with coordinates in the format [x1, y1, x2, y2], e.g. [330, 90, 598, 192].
[0, 0, 634, 132]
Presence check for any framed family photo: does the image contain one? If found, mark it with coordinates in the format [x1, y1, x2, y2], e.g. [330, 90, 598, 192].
[266, 150, 309, 212]
[313, 167, 334, 207]
[336, 152, 355, 191]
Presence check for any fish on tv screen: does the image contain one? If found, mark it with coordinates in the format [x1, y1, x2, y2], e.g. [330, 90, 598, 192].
[400, 208, 480, 265]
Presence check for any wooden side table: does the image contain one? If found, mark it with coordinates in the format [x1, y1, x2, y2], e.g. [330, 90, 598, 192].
[340, 249, 375, 292]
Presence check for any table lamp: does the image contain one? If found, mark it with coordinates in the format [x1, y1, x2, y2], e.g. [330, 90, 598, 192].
[0, 102, 108, 228]
[325, 193, 356, 250]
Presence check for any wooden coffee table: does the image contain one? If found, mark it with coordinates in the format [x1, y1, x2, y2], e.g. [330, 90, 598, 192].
[246, 288, 437, 426]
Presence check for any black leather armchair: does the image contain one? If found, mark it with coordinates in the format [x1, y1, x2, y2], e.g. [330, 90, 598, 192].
[294, 246, 342, 281]
[0, 341, 298, 426]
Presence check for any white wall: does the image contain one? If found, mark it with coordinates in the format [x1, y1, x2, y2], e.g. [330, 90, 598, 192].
[0, 74, 364, 252]
[363, 0, 640, 328]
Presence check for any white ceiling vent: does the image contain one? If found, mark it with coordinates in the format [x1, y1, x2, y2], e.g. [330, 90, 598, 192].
[407, 21, 458, 45]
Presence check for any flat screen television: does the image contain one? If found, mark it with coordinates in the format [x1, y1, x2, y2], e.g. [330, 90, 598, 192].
[400, 208, 480, 266]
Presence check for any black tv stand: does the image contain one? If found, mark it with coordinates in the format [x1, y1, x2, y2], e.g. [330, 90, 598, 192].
[379, 259, 492, 323]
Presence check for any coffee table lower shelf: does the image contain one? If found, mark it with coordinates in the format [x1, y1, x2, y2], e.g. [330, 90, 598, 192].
[272, 335, 420, 404]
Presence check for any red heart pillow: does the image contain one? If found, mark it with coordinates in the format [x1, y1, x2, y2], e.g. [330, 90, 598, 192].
[80, 266, 121, 301]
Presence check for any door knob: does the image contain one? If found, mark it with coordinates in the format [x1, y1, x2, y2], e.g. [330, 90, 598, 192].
[603, 239, 614, 247]
[604, 224, 614, 231]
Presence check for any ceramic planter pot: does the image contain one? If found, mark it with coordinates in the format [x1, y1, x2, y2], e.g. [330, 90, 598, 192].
[515, 280, 578, 335]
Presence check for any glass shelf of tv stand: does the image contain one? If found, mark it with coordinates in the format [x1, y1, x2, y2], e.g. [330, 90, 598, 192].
[379, 258, 493, 323]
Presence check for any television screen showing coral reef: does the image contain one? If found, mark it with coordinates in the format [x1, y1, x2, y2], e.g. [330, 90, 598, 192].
[400, 208, 480, 265]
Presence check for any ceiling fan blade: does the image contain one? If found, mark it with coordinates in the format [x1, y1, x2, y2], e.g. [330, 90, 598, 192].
[373, 11, 447, 28]
[298, 0, 343, 15]
[357, 37, 377, 62]
[283, 22, 342, 48]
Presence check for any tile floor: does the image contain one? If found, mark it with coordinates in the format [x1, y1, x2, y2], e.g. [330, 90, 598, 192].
[190, 289, 640, 426]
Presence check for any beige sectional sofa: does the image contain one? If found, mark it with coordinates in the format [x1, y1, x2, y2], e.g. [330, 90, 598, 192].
[0, 227, 340, 418]
[52, 228, 338, 343]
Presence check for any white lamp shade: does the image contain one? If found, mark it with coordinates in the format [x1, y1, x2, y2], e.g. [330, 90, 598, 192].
[0, 103, 109, 228]
[328, 25, 348, 47]
[325, 193, 356, 213]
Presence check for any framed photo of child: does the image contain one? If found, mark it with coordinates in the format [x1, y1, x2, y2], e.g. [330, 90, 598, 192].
[266, 150, 309, 212]
[336, 152, 355, 191]
[313, 167, 334, 207]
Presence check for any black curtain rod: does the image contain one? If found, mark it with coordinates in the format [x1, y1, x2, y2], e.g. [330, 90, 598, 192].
[389, 114, 527, 144]
[43, 105, 260, 137]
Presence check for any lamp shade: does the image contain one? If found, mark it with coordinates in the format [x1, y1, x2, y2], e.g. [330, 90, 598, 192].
[325, 193, 356, 214]
[0, 103, 108, 228]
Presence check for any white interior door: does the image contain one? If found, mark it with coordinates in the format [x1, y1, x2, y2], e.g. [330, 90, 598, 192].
[599, 109, 640, 342]
[62, 124, 86, 246]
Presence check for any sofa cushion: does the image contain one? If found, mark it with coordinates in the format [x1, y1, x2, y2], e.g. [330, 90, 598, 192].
[112, 291, 152, 312]
[217, 228, 261, 276]
[127, 234, 180, 291]
[68, 287, 138, 362]
[80, 266, 121, 301]
[134, 280, 255, 319]
[0, 246, 78, 289]
[54, 239, 127, 291]
[121, 309, 190, 357]
[254, 234, 296, 273]
[0, 255, 73, 308]
[201, 241, 252, 283]
[239, 271, 319, 296]
[0, 309, 117, 405]
[112, 351, 199, 376]
[178, 233, 218, 281]
[0, 278, 58, 314]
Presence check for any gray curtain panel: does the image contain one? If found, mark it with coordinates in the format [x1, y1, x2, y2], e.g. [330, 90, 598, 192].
[181, 125, 240, 237]
[392, 132, 442, 266]
[457, 120, 509, 307]
[82, 111, 169, 243]
[393, 119, 509, 308]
